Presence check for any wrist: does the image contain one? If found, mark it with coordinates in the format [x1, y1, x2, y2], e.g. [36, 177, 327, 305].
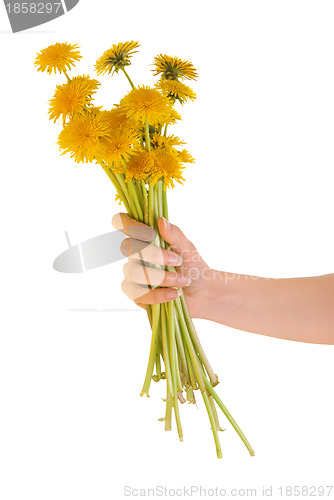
[192, 268, 222, 319]
[195, 269, 239, 322]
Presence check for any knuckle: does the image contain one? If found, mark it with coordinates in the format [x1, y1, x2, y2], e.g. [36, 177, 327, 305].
[165, 271, 177, 285]
[127, 263, 137, 281]
[141, 246, 154, 265]
[153, 288, 170, 304]
[111, 213, 121, 230]
[120, 238, 130, 257]
[125, 262, 143, 283]
[121, 279, 128, 295]
[123, 261, 130, 277]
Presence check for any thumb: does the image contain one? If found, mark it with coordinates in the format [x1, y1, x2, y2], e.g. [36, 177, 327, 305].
[158, 217, 195, 256]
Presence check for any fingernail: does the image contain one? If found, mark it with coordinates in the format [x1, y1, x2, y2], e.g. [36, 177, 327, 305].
[177, 275, 191, 286]
[167, 288, 182, 300]
[162, 217, 171, 231]
[168, 252, 183, 266]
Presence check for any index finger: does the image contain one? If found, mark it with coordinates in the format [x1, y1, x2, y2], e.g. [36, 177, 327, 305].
[112, 213, 156, 242]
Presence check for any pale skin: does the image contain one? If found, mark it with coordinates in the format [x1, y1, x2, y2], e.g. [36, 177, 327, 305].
[112, 213, 334, 345]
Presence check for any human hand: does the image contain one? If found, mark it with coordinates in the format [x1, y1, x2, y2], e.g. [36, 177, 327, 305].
[112, 213, 213, 317]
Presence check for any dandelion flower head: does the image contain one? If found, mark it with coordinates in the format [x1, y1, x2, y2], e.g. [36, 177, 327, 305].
[156, 79, 196, 104]
[49, 75, 100, 124]
[97, 128, 139, 170]
[152, 54, 198, 81]
[58, 108, 109, 163]
[34, 42, 81, 75]
[120, 86, 173, 127]
[150, 149, 185, 188]
[125, 150, 156, 181]
[95, 41, 140, 76]
[100, 107, 140, 132]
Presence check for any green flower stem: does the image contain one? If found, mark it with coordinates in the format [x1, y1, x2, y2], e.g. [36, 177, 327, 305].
[127, 179, 143, 221]
[140, 303, 161, 397]
[115, 173, 138, 220]
[173, 383, 183, 441]
[174, 316, 190, 386]
[144, 120, 151, 152]
[154, 328, 164, 382]
[157, 180, 164, 222]
[202, 391, 223, 459]
[186, 386, 196, 404]
[153, 184, 160, 229]
[121, 67, 135, 89]
[178, 294, 219, 387]
[183, 340, 198, 390]
[165, 394, 173, 431]
[148, 186, 163, 266]
[141, 180, 149, 225]
[163, 124, 168, 137]
[158, 185, 184, 438]
[155, 332, 164, 380]
[174, 299, 206, 392]
[63, 69, 71, 82]
[161, 303, 174, 398]
[167, 302, 175, 365]
[148, 185, 155, 227]
[201, 369, 255, 457]
[158, 329, 164, 355]
[144, 186, 162, 346]
[120, 160, 143, 221]
[162, 183, 168, 219]
[178, 350, 186, 388]
[168, 301, 183, 441]
[135, 179, 145, 213]
[102, 166, 132, 215]
[208, 394, 224, 432]
[155, 351, 162, 380]
[174, 343, 183, 393]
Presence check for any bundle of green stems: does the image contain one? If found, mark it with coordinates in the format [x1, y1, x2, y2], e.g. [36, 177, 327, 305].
[104, 166, 255, 459]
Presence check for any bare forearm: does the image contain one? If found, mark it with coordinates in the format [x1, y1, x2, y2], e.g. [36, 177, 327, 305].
[114, 214, 334, 344]
[197, 271, 334, 344]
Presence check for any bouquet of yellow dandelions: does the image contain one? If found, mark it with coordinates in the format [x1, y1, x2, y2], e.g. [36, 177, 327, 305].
[35, 41, 255, 459]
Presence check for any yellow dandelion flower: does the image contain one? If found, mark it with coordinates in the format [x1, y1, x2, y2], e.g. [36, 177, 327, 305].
[119, 86, 173, 126]
[150, 149, 185, 188]
[100, 107, 140, 132]
[156, 80, 196, 104]
[165, 108, 182, 125]
[97, 129, 139, 170]
[95, 41, 140, 76]
[152, 54, 198, 81]
[125, 150, 156, 181]
[177, 149, 195, 164]
[58, 108, 109, 163]
[49, 75, 100, 124]
[151, 133, 185, 150]
[35, 42, 81, 75]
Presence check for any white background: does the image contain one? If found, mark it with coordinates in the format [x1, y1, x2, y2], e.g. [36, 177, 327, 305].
[0, 1, 333, 499]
